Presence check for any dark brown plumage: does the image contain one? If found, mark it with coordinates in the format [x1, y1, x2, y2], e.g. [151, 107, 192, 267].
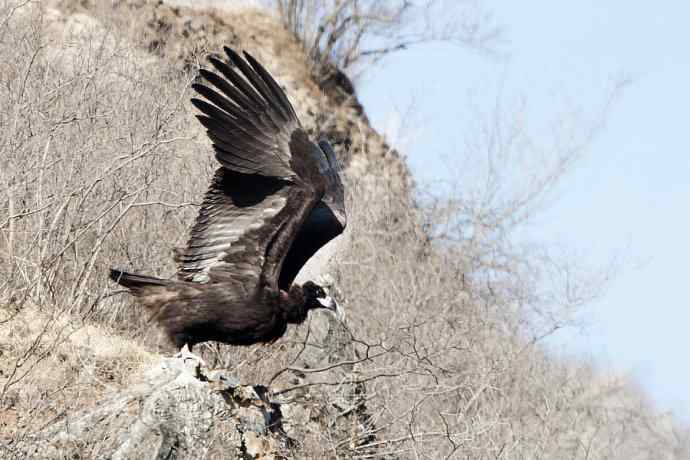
[110, 47, 346, 350]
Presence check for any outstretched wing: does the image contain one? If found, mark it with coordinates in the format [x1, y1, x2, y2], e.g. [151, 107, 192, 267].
[178, 48, 347, 290]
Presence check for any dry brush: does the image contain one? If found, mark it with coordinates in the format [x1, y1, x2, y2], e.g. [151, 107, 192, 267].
[0, 1, 688, 459]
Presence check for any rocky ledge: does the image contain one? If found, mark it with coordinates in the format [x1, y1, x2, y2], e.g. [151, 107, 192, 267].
[8, 354, 290, 459]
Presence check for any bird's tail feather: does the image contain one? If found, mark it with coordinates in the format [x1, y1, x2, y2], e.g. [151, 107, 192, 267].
[109, 268, 170, 292]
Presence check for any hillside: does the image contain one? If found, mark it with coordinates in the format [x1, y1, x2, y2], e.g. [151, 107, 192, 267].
[1, 1, 688, 458]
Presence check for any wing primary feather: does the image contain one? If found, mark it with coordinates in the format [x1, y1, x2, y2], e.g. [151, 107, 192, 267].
[195, 50, 303, 177]
[201, 65, 257, 113]
[215, 49, 268, 110]
[236, 50, 290, 121]
[193, 83, 278, 147]
[224, 48, 276, 107]
[192, 99, 275, 154]
[191, 98, 237, 126]
[208, 52, 290, 160]
[222, 49, 295, 171]
[205, 130, 263, 165]
[192, 83, 243, 121]
[243, 51, 297, 121]
[224, 47, 289, 128]
[197, 112, 275, 153]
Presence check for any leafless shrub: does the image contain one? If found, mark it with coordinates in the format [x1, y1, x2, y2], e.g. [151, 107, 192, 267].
[0, 1, 200, 442]
[268, 0, 504, 78]
[1, 1, 688, 458]
[0, 1, 203, 323]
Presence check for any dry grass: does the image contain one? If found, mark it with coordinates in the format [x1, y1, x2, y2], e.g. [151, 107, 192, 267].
[0, 1, 688, 459]
[0, 305, 155, 444]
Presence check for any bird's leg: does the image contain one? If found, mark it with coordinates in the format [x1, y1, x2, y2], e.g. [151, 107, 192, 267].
[174, 343, 207, 368]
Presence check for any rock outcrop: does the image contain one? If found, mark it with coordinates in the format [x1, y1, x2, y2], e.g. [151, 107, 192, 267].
[11, 354, 289, 459]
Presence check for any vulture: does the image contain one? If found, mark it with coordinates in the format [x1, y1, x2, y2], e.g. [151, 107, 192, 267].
[110, 47, 346, 351]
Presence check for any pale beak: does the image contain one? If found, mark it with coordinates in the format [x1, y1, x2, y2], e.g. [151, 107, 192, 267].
[317, 296, 345, 322]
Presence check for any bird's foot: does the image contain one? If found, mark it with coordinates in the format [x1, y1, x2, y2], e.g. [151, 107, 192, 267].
[174, 343, 207, 368]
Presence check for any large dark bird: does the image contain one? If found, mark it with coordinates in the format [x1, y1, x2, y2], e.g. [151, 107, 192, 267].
[110, 47, 346, 351]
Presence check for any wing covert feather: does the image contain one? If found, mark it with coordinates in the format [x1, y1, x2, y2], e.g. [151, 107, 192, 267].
[175, 168, 288, 284]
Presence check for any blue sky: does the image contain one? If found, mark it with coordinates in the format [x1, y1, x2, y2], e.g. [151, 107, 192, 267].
[358, 2, 690, 419]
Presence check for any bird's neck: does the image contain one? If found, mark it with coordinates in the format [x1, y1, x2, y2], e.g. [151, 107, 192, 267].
[283, 284, 308, 324]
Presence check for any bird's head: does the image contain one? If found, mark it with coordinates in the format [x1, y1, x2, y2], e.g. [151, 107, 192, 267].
[302, 280, 343, 320]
